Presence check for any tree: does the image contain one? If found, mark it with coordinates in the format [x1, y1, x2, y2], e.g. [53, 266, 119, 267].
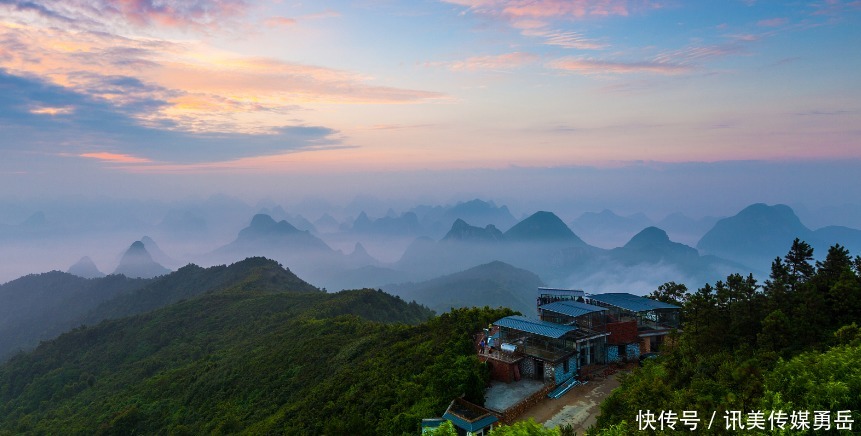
[784, 238, 814, 291]
[488, 418, 560, 435]
[649, 282, 688, 307]
[815, 244, 852, 289]
[757, 309, 791, 354]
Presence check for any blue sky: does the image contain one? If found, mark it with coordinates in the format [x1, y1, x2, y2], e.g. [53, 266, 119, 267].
[0, 0, 859, 209]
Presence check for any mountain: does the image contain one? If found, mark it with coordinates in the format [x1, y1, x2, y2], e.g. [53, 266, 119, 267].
[503, 211, 586, 244]
[21, 211, 46, 228]
[351, 211, 421, 236]
[612, 226, 699, 263]
[384, 261, 544, 315]
[812, 225, 861, 255]
[441, 219, 504, 242]
[570, 209, 653, 247]
[398, 214, 599, 284]
[0, 272, 148, 360]
[0, 258, 317, 361]
[217, 214, 333, 255]
[83, 257, 319, 323]
[657, 212, 720, 246]
[209, 214, 340, 287]
[67, 256, 104, 279]
[113, 241, 171, 279]
[697, 204, 812, 269]
[0, 260, 512, 434]
[344, 242, 381, 268]
[141, 236, 179, 269]
[313, 213, 340, 233]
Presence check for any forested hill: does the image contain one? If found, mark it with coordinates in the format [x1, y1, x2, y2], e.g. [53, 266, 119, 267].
[0, 257, 319, 361]
[0, 260, 513, 434]
[79, 256, 320, 323]
[590, 240, 861, 435]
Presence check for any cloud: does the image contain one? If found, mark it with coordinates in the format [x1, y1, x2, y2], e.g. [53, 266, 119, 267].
[442, 52, 539, 71]
[757, 17, 788, 27]
[547, 57, 690, 75]
[0, 15, 444, 136]
[519, 28, 607, 49]
[0, 0, 250, 30]
[0, 69, 343, 164]
[443, 1, 632, 52]
[265, 16, 297, 27]
[442, 0, 655, 19]
[79, 152, 153, 163]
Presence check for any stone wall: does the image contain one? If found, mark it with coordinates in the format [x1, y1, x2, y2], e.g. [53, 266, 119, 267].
[606, 345, 620, 363]
[497, 383, 555, 425]
[553, 357, 577, 384]
[626, 343, 640, 360]
[519, 357, 536, 379]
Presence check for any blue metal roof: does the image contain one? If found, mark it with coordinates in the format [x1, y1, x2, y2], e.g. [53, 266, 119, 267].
[443, 412, 498, 432]
[589, 293, 680, 312]
[539, 300, 607, 318]
[493, 315, 577, 339]
[442, 398, 499, 432]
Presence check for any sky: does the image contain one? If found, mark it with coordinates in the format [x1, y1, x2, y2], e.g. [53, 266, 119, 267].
[1, 0, 860, 213]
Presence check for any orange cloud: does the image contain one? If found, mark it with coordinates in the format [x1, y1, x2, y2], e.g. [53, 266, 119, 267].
[265, 16, 297, 27]
[80, 152, 153, 164]
[548, 57, 690, 75]
[444, 52, 539, 71]
[30, 106, 75, 116]
[442, 0, 659, 19]
[0, 17, 444, 136]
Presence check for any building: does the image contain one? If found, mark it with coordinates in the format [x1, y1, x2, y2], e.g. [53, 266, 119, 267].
[442, 398, 499, 436]
[537, 299, 611, 368]
[480, 289, 681, 384]
[588, 292, 681, 356]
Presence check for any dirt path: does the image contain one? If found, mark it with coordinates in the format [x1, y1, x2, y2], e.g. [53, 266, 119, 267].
[514, 373, 622, 434]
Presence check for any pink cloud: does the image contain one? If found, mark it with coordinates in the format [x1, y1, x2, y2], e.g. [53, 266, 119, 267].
[444, 52, 539, 71]
[265, 16, 297, 27]
[80, 152, 153, 164]
[97, 0, 248, 28]
[548, 57, 689, 75]
[442, 0, 660, 19]
[520, 28, 607, 49]
[757, 17, 788, 27]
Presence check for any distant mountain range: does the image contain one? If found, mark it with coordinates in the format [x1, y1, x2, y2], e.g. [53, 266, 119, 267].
[9, 198, 860, 308]
[113, 241, 171, 279]
[384, 261, 543, 315]
[0, 257, 316, 361]
[0, 257, 497, 434]
[697, 203, 861, 270]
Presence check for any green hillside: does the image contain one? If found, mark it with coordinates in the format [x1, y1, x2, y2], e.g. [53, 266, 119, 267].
[385, 261, 544, 315]
[589, 240, 861, 435]
[0, 259, 513, 435]
[0, 272, 148, 360]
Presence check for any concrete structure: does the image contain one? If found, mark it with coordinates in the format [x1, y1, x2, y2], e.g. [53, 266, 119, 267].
[442, 398, 498, 436]
[588, 293, 681, 355]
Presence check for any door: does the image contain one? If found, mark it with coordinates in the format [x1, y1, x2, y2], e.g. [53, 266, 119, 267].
[534, 359, 544, 381]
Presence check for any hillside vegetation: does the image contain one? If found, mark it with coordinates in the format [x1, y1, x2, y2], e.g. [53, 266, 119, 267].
[590, 240, 861, 434]
[0, 258, 514, 435]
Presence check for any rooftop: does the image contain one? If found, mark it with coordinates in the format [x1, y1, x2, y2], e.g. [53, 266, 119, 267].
[539, 300, 607, 318]
[538, 287, 585, 297]
[494, 315, 577, 339]
[443, 398, 499, 432]
[589, 293, 680, 313]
